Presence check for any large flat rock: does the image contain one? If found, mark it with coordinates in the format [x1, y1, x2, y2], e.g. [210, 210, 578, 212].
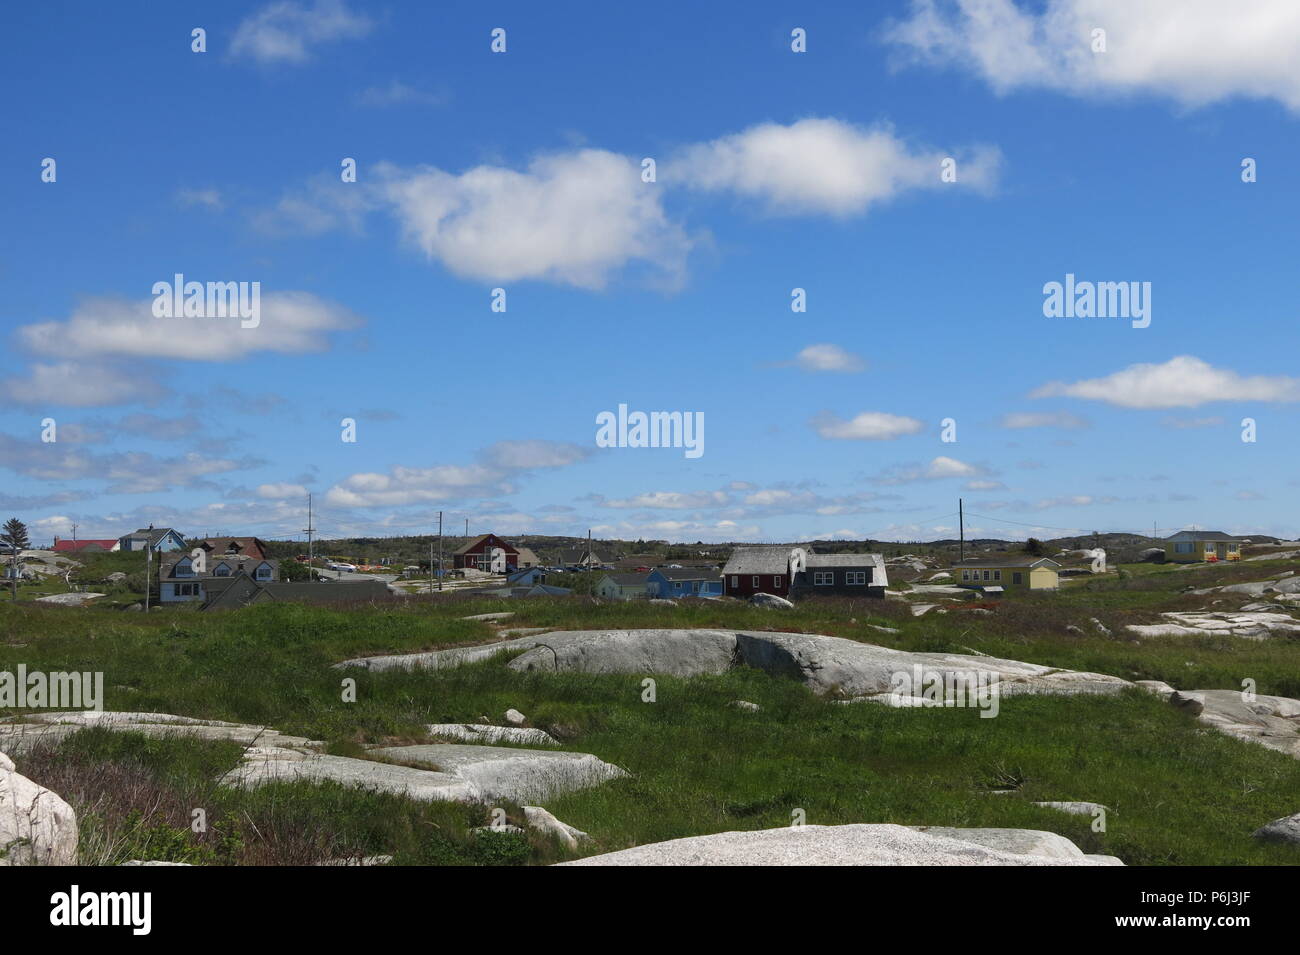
[1127, 611, 1300, 640]
[228, 743, 627, 804]
[0, 711, 318, 756]
[1, 751, 79, 865]
[1183, 690, 1300, 758]
[334, 634, 549, 672]
[559, 824, 1122, 866]
[507, 629, 739, 678]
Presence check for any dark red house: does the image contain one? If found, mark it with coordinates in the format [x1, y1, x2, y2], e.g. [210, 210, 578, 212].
[721, 545, 801, 598]
[453, 533, 520, 572]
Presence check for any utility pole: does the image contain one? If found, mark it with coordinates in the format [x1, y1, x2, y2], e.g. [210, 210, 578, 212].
[144, 542, 151, 612]
[304, 493, 316, 581]
[958, 498, 965, 564]
[437, 510, 444, 592]
[71, 522, 78, 543]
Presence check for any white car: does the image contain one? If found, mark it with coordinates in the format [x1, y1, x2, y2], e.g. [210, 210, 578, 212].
[328, 562, 357, 573]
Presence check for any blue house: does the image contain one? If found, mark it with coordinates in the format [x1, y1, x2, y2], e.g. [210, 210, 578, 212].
[506, 567, 547, 587]
[647, 567, 723, 598]
[118, 525, 186, 552]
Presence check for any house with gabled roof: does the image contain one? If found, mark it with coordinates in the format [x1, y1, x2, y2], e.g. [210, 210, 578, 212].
[197, 536, 269, 560]
[646, 567, 723, 598]
[721, 546, 807, 598]
[952, 555, 1060, 591]
[595, 572, 652, 600]
[792, 552, 888, 598]
[51, 537, 120, 553]
[159, 550, 279, 603]
[1164, 530, 1244, 563]
[453, 533, 519, 572]
[118, 525, 186, 552]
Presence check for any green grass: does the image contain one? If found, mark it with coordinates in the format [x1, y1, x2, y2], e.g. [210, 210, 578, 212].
[3, 555, 1299, 865]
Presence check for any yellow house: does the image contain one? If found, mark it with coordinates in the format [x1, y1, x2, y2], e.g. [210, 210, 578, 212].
[1164, 531, 1243, 563]
[953, 556, 1061, 591]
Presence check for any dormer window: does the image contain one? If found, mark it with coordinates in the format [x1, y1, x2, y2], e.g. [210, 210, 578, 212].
[214, 563, 231, 577]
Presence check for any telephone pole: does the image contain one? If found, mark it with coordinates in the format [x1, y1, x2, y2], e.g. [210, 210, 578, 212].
[958, 498, 965, 563]
[304, 493, 316, 581]
[437, 510, 444, 592]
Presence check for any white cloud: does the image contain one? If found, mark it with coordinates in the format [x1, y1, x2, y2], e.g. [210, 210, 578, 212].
[874, 455, 982, 485]
[1031, 355, 1300, 409]
[478, 440, 591, 470]
[811, 410, 925, 440]
[1000, 411, 1090, 429]
[325, 440, 589, 508]
[175, 188, 223, 210]
[1162, 415, 1224, 429]
[0, 362, 165, 408]
[599, 490, 731, 510]
[792, 343, 866, 373]
[231, 0, 373, 65]
[354, 80, 447, 108]
[672, 117, 999, 216]
[256, 482, 310, 500]
[885, 0, 1300, 112]
[376, 151, 694, 288]
[17, 292, 361, 362]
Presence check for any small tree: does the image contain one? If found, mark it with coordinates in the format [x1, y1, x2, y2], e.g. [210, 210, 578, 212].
[1023, 537, 1044, 557]
[2, 517, 31, 600]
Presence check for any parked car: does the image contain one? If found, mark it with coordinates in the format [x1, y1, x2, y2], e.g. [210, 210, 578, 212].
[328, 562, 358, 573]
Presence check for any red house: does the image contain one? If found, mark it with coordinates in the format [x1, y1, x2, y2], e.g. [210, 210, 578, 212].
[52, 538, 119, 553]
[721, 546, 804, 598]
[453, 533, 520, 572]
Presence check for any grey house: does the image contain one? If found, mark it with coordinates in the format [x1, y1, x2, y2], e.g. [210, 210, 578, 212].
[792, 553, 889, 598]
[159, 551, 279, 603]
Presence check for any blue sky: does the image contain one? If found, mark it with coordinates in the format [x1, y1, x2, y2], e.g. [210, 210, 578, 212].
[3, 0, 1299, 546]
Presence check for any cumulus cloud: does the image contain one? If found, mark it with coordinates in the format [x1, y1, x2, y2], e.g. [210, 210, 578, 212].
[597, 490, 732, 510]
[1031, 355, 1300, 409]
[811, 410, 925, 440]
[791, 343, 866, 373]
[873, 455, 983, 485]
[0, 362, 166, 408]
[16, 292, 361, 362]
[671, 117, 999, 216]
[0, 432, 255, 493]
[376, 151, 695, 288]
[231, 0, 373, 65]
[325, 439, 590, 508]
[256, 482, 310, 500]
[884, 0, 1300, 112]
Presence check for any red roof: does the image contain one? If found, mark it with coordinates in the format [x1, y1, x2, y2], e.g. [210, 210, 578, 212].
[52, 539, 117, 552]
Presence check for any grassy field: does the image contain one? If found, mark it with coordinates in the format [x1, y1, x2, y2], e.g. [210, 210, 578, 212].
[2, 556, 1299, 866]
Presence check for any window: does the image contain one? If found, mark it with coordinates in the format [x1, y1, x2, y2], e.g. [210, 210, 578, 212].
[961, 569, 970, 581]
[214, 564, 231, 577]
[752, 576, 760, 588]
[174, 583, 199, 597]
[731, 576, 739, 587]
[993, 570, 1002, 581]
[255, 564, 272, 581]
[674, 581, 682, 591]
[175, 559, 194, 578]
[814, 571, 833, 586]
[773, 576, 782, 589]
[982, 570, 991, 581]
[846, 571, 866, 585]
[1175, 542, 1193, 553]
[1013, 572, 1023, 585]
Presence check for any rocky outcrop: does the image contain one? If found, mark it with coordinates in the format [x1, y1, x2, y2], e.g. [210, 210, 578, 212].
[426, 724, 558, 746]
[1, 750, 78, 866]
[1180, 690, 1300, 758]
[507, 629, 738, 678]
[749, 593, 794, 609]
[523, 806, 590, 849]
[1126, 611, 1300, 640]
[559, 824, 1122, 866]
[0, 711, 317, 756]
[1252, 813, 1300, 845]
